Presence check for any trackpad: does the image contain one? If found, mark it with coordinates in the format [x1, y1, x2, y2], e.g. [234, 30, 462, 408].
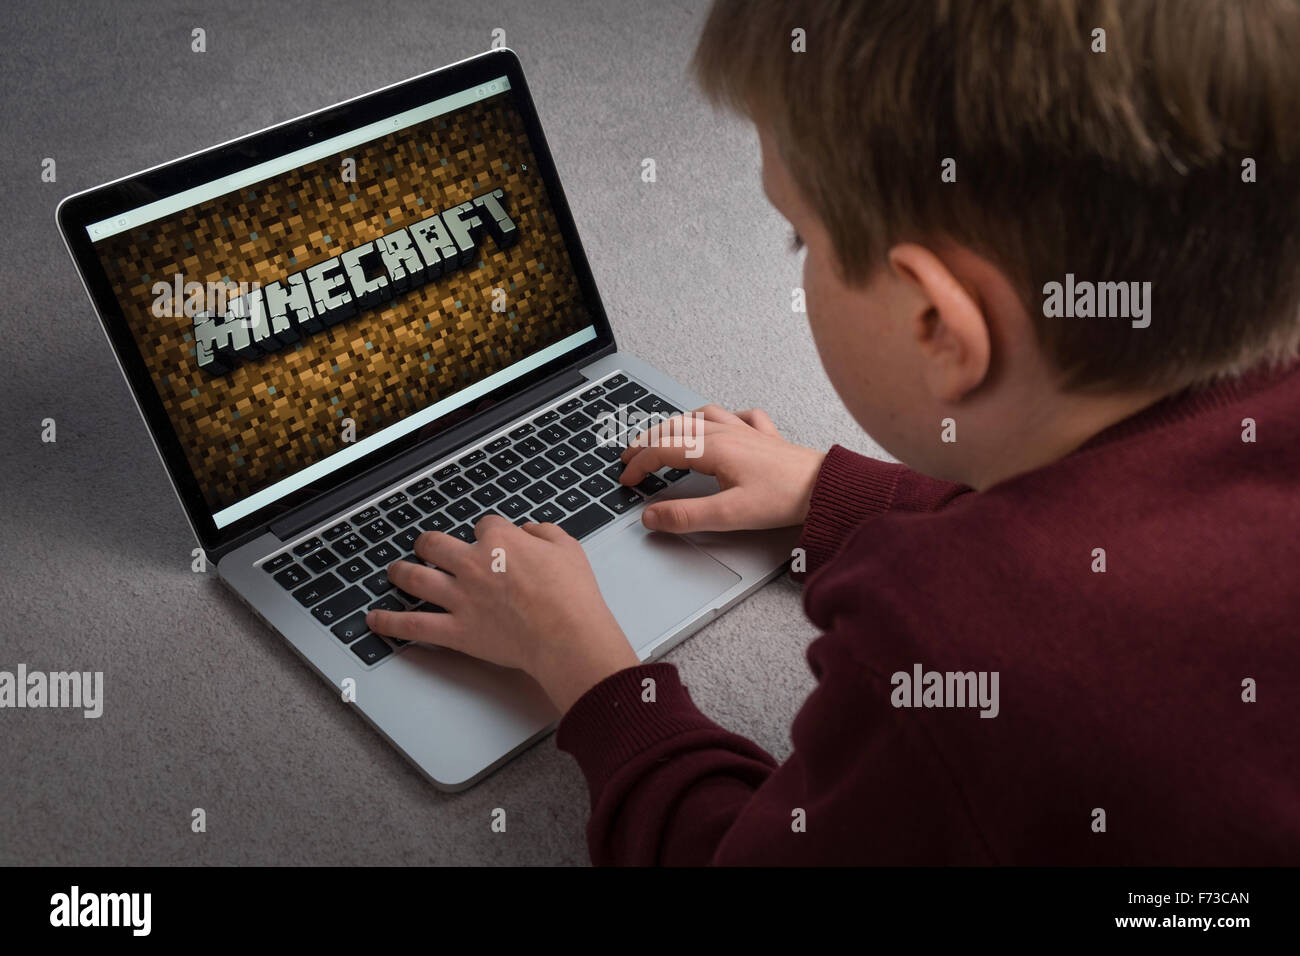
[588, 522, 741, 656]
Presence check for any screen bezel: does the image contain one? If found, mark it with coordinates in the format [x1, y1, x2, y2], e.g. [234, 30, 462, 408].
[56, 49, 615, 555]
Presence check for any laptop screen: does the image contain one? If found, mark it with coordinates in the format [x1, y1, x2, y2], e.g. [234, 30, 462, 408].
[83, 73, 597, 530]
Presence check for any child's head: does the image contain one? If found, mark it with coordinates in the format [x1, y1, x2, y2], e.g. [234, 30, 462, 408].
[693, 0, 1300, 486]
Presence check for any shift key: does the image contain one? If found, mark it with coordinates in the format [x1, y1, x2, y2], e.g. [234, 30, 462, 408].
[311, 585, 370, 624]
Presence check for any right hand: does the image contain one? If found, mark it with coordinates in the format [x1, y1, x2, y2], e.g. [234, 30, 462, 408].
[618, 405, 825, 533]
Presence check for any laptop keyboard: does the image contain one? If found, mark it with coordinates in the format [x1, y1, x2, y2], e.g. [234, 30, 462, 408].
[257, 372, 693, 668]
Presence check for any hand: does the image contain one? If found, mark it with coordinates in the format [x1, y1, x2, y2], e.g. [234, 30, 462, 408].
[366, 518, 641, 713]
[618, 405, 825, 533]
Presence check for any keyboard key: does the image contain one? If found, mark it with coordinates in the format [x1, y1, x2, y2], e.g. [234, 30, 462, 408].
[560, 412, 590, 431]
[485, 436, 511, 453]
[441, 476, 472, 498]
[302, 549, 339, 573]
[414, 490, 449, 512]
[636, 474, 668, 495]
[293, 537, 323, 557]
[359, 517, 396, 542]
[549, 467, 581, 489]
[516, 436, 546, 458]
[489, 449, 522, 470]
[585, 398, 615, 417]
[602, 373, 628, 389]
[339, 557, 371, 582]
[393, 527, 421, 552]
[365, 541, 400, 566]
[322, 522, 351, 542]
[497, 469, 528, 491]
[369, 594, 403, 612]
[521, 457, 554, 478]
[292, 572, 343, 607]
[350, 634, 392, 665]
[447, 498, 478, 520]
[419, 512, 454, 533]
[601, 487, 642, 514]
[569, 431, 597, 451]
[273, 564, 310, 589]
[351, 506, 380, 524]
[555, 489, 587, 511]
[607, 381, 648, 405]
[471, 484, 506, 506]
[539, 425, 568, 444]
[465, 463, 499, 484]
[312, 586, 369, 624]
[559, 503, 616, 540]
[603, 460, 626, 480]
[522, 481, 557, 504]
[664, 468, 690, 482]
[498, 495, 529, 519]
[534, 409, 560, 426]
[594, 445, 622, 463]
[264, 553, 294, 573]
[405, 476, 435, 495]
[579, 475, 614, 497]
[334, 532, 366, 557]
[449, 525, 476, 542]
[530, 503, 565, 523]
[331, 612, 369, 644]
[388, 504, 421, 528]
[458, 449, 486, 466]
[433, 464, 459, 481]
[545, 444, 578, 465]
[636, 394, 680, 416]
[508, 423, 535, 440]
[379, 492, 407, 510]
[363, 571, 394, 596]
[558, 397, 583, 414]
[573, 454, 604, 476]
[579, 386, 605, 401]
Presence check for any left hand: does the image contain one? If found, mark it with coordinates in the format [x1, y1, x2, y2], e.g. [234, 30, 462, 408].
[365, 516, 641, 713]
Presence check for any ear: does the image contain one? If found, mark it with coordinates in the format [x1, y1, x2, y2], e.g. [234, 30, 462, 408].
[887, 243, 991, 403]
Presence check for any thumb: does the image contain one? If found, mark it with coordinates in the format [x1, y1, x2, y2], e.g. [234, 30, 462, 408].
[642, 489, 743, 534]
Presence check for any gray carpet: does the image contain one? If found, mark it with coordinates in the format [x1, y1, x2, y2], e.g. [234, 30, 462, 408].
[0, 0, 883, 865]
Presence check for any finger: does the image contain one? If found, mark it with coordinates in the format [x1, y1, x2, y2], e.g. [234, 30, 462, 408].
[620, 442, 695, 484]
[642, 488, 747, 534]
[736, 408, 781, 437]
[385, 559, 460, 608]
[621, 413, 712, 467]
[413, 529, 473, 575]
[692, 404, 746, 426]
[522, 521, 569, 543]
[365, 608, 458, 648]
[624, 412, 708, 452]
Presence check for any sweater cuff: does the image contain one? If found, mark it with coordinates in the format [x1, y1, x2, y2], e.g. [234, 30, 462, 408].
[795, 444, 901, 581]
[555, 662, 719, 800]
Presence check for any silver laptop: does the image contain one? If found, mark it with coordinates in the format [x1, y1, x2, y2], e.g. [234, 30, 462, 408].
[56, 48, 796, 790]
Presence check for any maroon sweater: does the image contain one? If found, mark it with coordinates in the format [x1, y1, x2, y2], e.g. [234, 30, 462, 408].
[555, 362, 1300, 865]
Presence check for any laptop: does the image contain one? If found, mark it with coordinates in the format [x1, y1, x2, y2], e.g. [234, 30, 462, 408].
[56, 48, 797, 790]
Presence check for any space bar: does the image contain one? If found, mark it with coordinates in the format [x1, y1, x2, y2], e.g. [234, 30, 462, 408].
[559, 503, 615, 540]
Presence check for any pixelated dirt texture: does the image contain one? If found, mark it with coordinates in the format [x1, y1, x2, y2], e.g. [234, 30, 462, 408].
[98, 93, 591, 513]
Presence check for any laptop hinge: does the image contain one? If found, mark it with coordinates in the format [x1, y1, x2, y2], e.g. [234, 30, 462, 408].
[268, 366, 592, 542]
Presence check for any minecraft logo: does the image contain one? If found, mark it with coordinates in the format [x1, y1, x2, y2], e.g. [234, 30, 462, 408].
[192, 187, 518, 374]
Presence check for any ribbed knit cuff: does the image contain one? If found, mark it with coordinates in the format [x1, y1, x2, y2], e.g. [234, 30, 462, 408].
[555, 662, 718, 799]
[794, 444, 901, 582]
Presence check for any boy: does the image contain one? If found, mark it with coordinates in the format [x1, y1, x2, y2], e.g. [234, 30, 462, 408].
[368, 0, 1300, 864]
